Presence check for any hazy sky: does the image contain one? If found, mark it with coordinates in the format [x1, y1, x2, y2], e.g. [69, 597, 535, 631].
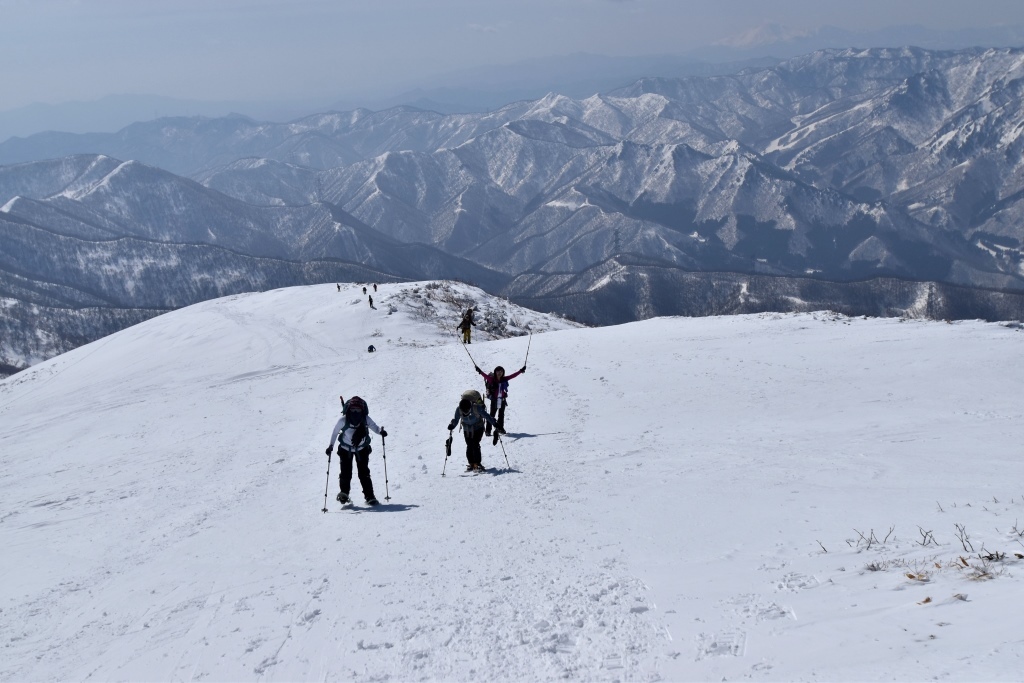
[2, 0, 1024, 110]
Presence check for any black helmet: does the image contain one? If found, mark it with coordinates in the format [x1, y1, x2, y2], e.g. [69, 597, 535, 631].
[458, 398, 471, 414]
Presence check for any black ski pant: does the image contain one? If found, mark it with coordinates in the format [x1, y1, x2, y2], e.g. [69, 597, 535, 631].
[338, 446, 375, 500]
[463, 425, 485, 465]
[486, 396, 505, 435]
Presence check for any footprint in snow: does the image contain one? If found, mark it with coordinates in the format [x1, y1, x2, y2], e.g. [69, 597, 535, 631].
[775, 572, 819, 592]
[697, 630, 746, 659]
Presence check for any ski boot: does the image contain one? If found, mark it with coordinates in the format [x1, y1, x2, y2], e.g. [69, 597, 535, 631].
[336, 492, 350, 504]
[365, 497, 380, 506]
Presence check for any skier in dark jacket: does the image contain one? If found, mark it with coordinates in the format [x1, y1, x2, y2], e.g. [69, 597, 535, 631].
[457, 308, 476, 344]
[474, 364, 525, 438]
[448, 393, 502, 471]
[326, 396, 387, 505]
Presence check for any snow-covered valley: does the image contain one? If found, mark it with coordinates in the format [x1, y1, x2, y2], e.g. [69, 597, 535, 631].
[1, 281, 1023, 681]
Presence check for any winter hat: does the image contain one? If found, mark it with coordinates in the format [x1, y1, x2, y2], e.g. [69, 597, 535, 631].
[458, 398, 471, 413]
[346, 396, 367, 417]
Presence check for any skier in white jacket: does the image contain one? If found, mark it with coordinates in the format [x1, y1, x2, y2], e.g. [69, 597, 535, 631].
[325, 396, 386, 505]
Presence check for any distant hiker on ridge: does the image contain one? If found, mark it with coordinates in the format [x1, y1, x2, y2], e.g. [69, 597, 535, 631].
[458, 307, 476, 344]
[362, 286, 367, 295]
[337, 283, 340, 292]
[373, 283, 378, 292]
[368, 295, 375, 309]
[448, 390, 501, 471]
[326, 396, 387, 506]
[475, 364, 525, 442]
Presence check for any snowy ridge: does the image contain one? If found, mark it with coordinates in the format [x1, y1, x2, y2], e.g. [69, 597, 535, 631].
[6, 47, 1024, 375]
[1, 282, 1023, 680]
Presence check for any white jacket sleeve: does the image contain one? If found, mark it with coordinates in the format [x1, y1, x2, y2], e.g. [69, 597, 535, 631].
[328, 416, 345, 447]
[366, 416, 382, 435]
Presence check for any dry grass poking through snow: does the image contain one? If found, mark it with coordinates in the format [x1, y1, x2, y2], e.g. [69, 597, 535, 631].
[825, 495, 1024, 600]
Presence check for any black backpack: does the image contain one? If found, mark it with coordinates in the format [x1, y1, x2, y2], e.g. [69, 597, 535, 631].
[341, 396, 370, 450]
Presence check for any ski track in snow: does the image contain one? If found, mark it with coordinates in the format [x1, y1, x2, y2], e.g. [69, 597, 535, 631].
[2, 283, 1024, 681]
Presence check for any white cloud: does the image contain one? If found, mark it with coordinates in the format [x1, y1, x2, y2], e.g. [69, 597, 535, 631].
[716, 22, 812, 48]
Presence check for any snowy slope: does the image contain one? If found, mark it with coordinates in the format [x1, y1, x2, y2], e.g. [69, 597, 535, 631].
[1, 282, 1023, 681]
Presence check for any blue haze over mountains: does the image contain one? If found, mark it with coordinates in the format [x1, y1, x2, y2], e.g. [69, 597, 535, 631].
[3, 22, 1024, 143]
[4, 45, 1024, 376]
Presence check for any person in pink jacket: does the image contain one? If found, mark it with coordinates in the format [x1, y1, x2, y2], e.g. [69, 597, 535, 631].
[474, 364, 525, 440]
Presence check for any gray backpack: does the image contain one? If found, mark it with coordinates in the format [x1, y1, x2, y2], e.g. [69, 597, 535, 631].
[461, 389, 484, 408]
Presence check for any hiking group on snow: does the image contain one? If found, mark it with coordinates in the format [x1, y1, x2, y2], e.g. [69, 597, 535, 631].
[323, 286, 530, 510]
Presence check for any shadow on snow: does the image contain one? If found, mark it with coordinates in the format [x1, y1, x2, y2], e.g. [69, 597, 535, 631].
[503, 431, 563, 442]
[327, 503, 421, 514]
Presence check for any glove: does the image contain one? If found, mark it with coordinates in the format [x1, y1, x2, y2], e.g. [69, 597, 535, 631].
[448, 422, 456, 431]
[520, 365, 526, 374]
[325, 445, 333, 456]
[379, 428, 388, 438]
[474, 365, 481, 373]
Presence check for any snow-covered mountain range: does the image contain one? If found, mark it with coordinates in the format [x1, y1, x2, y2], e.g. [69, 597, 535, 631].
[4, 47, 1024, 376]
[2, 282, 1023, 680]
[0, 156, 506, 375]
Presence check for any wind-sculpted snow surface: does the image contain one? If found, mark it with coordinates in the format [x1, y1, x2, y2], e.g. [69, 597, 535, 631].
[1, 282, 1023, 680]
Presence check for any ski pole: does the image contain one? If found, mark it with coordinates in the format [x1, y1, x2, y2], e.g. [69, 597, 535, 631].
[496, 432, 511, 470]
[524, 332, 532, 366]
[458, 332, 479, 367]
[381, 434, 391, 501]
[321, 451, 332, 513]
[442, 430, 453, 477]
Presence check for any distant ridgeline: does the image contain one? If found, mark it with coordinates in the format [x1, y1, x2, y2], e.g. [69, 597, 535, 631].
[3, 46, 1024, 375]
